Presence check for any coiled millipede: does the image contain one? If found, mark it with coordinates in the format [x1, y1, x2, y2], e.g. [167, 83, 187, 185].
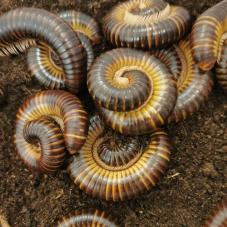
[88, 48, 177, 135]
[0, 8, 86, 93]
[68, 116, 171, 201]
[103, 0, 191, 49]
[152, 40, 213, 123]
[14, 90, 88, 173]
[57, 209, 118, 227]
[204, 201, 227, 227]
[27, 10, 101, 90]
[191, 0, 227, 72]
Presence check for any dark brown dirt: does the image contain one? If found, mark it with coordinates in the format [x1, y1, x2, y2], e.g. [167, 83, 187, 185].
[0, 0, 226, 226]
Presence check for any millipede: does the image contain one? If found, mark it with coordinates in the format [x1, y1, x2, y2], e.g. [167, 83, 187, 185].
[27, 10, 101, 90]
[87, 48, 177, 135]
[0, 7, 86, 93]
[103, 0, 191, 49]
[204, 201, 227, 227]
[191, 0, 227, 72]
[68, 116, 171, 201]
[14, 90, 88, 173]
[152, 39, 213, 123]
[57, 209, 118, 227]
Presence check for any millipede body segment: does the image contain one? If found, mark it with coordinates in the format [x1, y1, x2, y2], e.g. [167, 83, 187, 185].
[57, 209, 118, 227]
[204, 201, 227, 227]
[88, 48, 177, 135]
[0, 8, 86, 93]
[14, 90, 88, 173]
[152, 40, 213, 123]
[103, 0, 191, 49]
[68, 116, 171, 201]
[27, 10, 100, 90]
[191, 0, 227, 72]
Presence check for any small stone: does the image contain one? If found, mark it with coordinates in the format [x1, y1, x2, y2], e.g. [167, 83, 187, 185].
[201, 163, 219, 178]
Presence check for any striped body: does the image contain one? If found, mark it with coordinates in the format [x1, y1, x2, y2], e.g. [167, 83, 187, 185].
[216, 39, 227, 91]
[103, 0, 191, 49]
[14, 90, 88, 173]
[27, 10, 100, 89]
[0, 8, 86, 93]
[152, 40, 213, 123]
[68, 116, 171, 201]
[57, 209, 118, 227]
[88, 48, 177, 135]
[204, 201, 227, 227]
[191, 0, 227, 71]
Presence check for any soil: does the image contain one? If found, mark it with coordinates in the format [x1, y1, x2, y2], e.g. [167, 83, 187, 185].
[0, 0, 226, 226]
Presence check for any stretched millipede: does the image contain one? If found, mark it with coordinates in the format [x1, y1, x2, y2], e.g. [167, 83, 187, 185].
[57, 209, 118, 227]
[103, 0, 191, 49]
[14, 90, 88, 173]
[152, 39, 213, 123]
[204, 201, 227, 227]
[0, 8, 86, 93]
[27, 10, 101, 90]
[87, 48, 177, 135]
[191, 0, 227, 72]
[68, 116, 171, 201]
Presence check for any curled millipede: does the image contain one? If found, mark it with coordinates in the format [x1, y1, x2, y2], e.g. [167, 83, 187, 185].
[68, 116, 171, 201]
[14, 90, 88, 173]
[57, 209, 118, 227]
[216, 39, 227, 91]
[0, 8, 86, 93]
[103, 0, 191, 49]
[152, 39, 213, 123]
[27, 10, 100, 90]
[191, 0, 227, 72]
[204, 201, 227, 227]
[87, 48, 177, 135]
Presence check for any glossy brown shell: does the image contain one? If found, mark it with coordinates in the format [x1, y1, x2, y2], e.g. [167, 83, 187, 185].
[0, 8, 86, 93]
[204, 201, 227, 227]
[103, 0, 191, 49]
[68, 116, 171, 201]
[191, 0, 227, 71]
[57, 209, 118, 227]
[14, 90, 88, 173]
[216, 39, 227, 91]
[27, 10, 100, 90]
[88, 48, 177, 135]
[152, 39, 213, 123]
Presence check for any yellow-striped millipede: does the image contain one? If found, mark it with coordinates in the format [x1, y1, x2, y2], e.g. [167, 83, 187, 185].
[191, 0, 227, 72]
[57, 209, 118, 227]
[87, 48, 177, 135]
[204, 201, 227, 227]
[14, 90, 88, 173]
[68, 116, 171, 201]
[152, 39, 213, 123]
[103, 0, 191, 49]
[27, 10, 101, 90]
[0, 8, 86, 93]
